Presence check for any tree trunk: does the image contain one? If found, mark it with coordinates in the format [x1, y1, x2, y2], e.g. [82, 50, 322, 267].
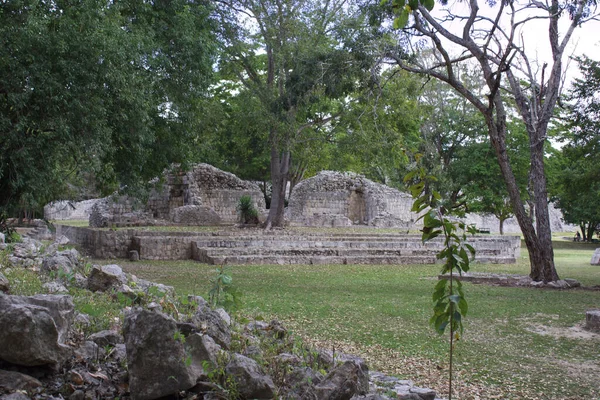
[580, 224, 587, 241]
[587, 222, 596, 242]
[528, 128, 559, 282]
[488, 119, 559, 282]
[499, 218, 504, 235]
[265, 144, 290, 229]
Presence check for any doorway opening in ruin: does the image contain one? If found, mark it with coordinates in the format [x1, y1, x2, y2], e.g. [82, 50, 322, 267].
[348, 190, 367, 224]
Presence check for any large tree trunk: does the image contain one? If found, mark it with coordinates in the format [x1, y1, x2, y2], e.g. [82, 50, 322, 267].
[265, 144, 290, 229]
[487, 118, 559, 282]
[528, 128, 558, 281]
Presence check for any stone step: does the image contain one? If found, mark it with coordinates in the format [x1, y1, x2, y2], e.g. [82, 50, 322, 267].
[197, 253, 517, 265]
[201, 254, 440, 265]
[194, 246, 502, 258]
[190, 238, 511, 251]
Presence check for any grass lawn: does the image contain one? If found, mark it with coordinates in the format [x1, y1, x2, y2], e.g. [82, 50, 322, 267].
[110, 239, 600, 399]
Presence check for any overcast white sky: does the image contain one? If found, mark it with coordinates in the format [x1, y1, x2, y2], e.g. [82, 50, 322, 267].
[430, 0, 600, 88]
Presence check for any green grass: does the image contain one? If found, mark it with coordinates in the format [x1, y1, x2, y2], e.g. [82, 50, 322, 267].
[109, 242, 600, 399]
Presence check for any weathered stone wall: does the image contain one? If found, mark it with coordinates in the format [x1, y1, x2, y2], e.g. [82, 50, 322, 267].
[146, 164, 266, 224]
[463, 202, 576, 234]
[89, 196, 153, 228]
[44, 199, 101, 221]
[55, 225, 135, 259]
[288, 171, 417, 228]
[132, 236, 197, 260]
[56, 225, 213, 260]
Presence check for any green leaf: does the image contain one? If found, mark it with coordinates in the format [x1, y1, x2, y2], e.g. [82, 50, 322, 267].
[221, 275, 232, 285]
[422, 0, 435, 11]
[410, 181, 425, 197]
[448, 294, 461, 304]
[458, 297, 468, 316]
[395, 9, 409, 29]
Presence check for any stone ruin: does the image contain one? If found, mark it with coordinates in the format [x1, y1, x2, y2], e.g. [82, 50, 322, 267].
[45, 163, 574, 233]
[146, 163, 265, 225]
[65, 164, 266, 228]
[287, 171, 417, 228]
[44, 199, 101, 221]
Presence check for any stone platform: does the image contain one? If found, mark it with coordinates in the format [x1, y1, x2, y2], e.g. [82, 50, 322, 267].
[56, 225, 521, 265]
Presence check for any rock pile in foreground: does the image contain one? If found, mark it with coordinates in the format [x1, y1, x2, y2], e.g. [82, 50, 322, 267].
[0, 235, 442, 400]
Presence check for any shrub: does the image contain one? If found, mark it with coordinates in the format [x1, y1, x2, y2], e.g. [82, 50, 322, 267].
[237, 195, 259, 225]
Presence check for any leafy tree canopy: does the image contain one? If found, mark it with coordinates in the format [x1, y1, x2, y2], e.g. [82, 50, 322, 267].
[0, 0, 216, 215]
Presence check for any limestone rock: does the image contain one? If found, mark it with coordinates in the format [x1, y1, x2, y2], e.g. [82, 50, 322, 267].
[123, 308, 197, 400]
[585, 310, 600, 333]
[397, 387, 436, 400]
[591, 248, 600, 265]
[185, 333, 222, 379]
[73, 340, 101, 362]
[171, 205, 221, 226]
[225, 353, 275, 399]
[313, 360, 369, 400]
[0, 272, 9, 293]
[0, 232, 4, 243]
[191, 308, 231, 349]
[88, 330, 123, 347]
[87, 264, 127, 292]
[214, 307, 231, 326]
[55, 235, 70, 245]
[1, 392, 32, 400]
[13, 239, 43, 257]
[129, 250, 140, 261]
[42, 281, 69, 293]
[286, 366, 323, 397]
[131, 276, 174, 296]
[0, 294, 74, 367]
[0, 369, 42, 391]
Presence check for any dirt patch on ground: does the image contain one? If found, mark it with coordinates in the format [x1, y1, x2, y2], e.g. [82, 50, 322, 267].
[525, 323, 600, 340]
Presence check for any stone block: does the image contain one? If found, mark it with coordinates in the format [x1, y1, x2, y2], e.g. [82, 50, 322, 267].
[585, 310, 600, 332]
[591, 248, 600, 265]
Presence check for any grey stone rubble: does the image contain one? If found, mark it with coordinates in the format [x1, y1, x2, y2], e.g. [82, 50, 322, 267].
[438, 272, 582, 289]
[0, 238, 446, 400]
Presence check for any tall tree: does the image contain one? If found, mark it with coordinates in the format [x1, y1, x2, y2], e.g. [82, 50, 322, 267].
[551, 55, 600, 241]
[0, 0, 216, 215]
[384, 0, 597, 282]
[215, 0, 374, 228]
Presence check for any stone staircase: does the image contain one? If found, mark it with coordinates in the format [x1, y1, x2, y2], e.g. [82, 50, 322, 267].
[187, 232, 520, 265]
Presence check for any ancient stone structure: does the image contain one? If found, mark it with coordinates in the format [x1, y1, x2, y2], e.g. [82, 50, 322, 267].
[464, 202, 576, 234]
[287, 171, 417, 228]
[56, 225, 521, 265]
[89, 196, 153, 228]
[44, 199, 101, 221]
[146, 163, 265, 224]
